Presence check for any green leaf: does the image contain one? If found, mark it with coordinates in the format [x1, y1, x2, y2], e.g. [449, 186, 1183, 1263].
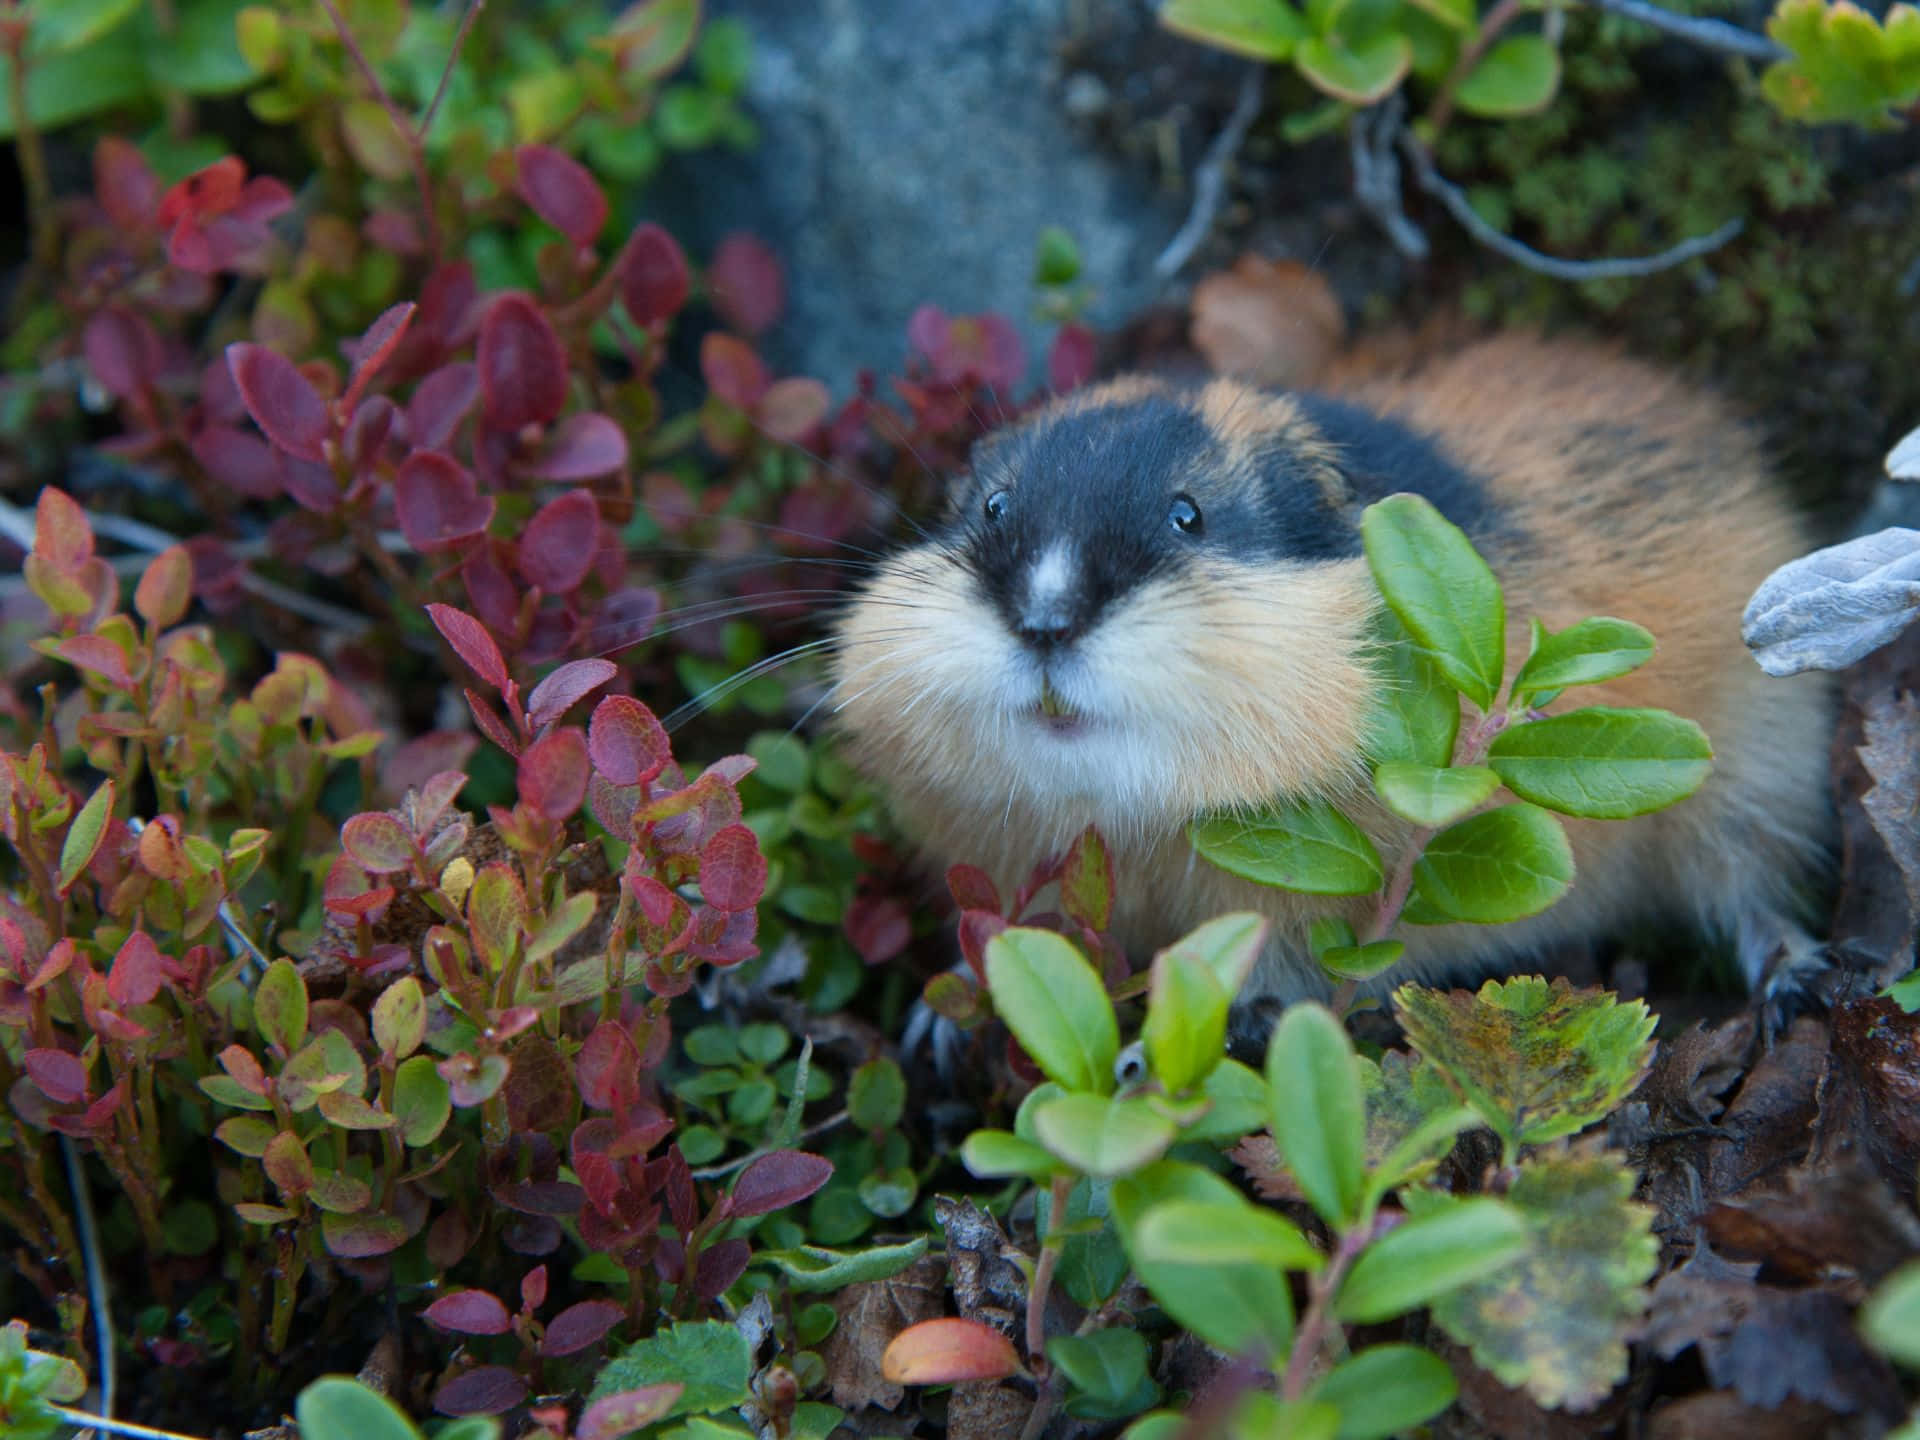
[143, 0, 260, 95]
[1373, 762, 1499, 828]
[1130, 1198, 1326, 1270]
[848, 1057, 907, 1131]
[58, 779, 114, 893]
[0, 20, 146, 141]
[746, 731, 810, 792]
[1190, 798, 1383, 895]
[1392, 975, 1657, 1150]
[1313, 1345, 1459, 1440]
[370, 977, 425, 1059]
[1510, 617, 1655, 703]
[1042, 1179, 1131, 1310]
[1453, 34, 1561, 116]
[1762, 0, 1920, 129]
[199, 1074, 273, 1111]
[26, 0, 140, 53]
[1426, 1152, 1659, 1409]
[1316, 940, 1405, 983]
[1034, 225, 1083, 287]
[1266, 1003, 1368, 1229]
[984, 928, 1119, 1094]
[1183, 1057, 1270, 1144]
[1144, 950, 1231, 1093]
[1864, 1261, 1920, 1369]
[1113, 1162, 1295, 1362]
[1160, 0, 1307, 60]
[1334, 1197, 1529, 1323]
[1032, 1093, 1180, 1179]
[961, 1129, 1064, 1180]
[1358, 1051, 1482, 1202]
[392, 1054, 452, 1147]
[754, 1237, 930, 1292]
[1048, 1328, 1161, 1420]
[1295, 31, 1413, 103]
[1487, 707, 1712, 820]
[589, 1320, 753, 1417]
[253, 958, 309, 1054]
[1404, 0, 1475, 32]
[1410, 803, 1572, 924]
[294, 1377, 426, 1440]
[1159, 911, 1269, 1002]
[1362, 493, 1506, 712]
[1363, 607, 1462, 768]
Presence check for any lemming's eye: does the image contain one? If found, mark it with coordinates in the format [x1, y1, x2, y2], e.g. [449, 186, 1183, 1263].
[984, 490, 1009, 523]
[1169, 494, 1202, 536]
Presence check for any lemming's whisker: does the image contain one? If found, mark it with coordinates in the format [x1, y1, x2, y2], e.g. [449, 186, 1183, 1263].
[735, 411, 942, 547]
[662, 637, 845, 733]
[636, 514, 896, 564]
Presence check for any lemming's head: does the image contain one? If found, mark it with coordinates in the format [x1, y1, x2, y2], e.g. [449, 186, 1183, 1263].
[829, 376, 1394, 841]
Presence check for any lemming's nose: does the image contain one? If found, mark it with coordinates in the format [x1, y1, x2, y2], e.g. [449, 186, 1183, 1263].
[1017, 608, 1080, 650]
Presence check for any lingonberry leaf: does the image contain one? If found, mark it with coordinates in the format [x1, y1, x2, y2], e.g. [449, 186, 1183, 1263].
[1409, 804, 1572, 925]
[517, 144, 608, 247]
[620, 223, 691, 326]
[108, 931, 163, 1007]
[1362, 493, 1505, 712]
[57, 779, 114, 894]
[433, 1366, 527, 1417]
[520, 412, 629, 480]
[1267, 1003, 1368, 1230]
[478, 294, 568, 431]
[693, 1239, 752, 1299]
[393, 452, 495, 552]
[427, 604, 511, 694]
[1190, 797, 1384, 896]
[726, 1150, 834, 1217]
[542, 1299, 625, 1356]
[425, 1289, 513, 1335]
[700, 823, 767, 912]
[526, 659, 618, 730]
[700, 332, 768, 410]
[518, 488, 601, 593]
[342, 301, 415, 411]
[1396, 975, 1658, 1152]
[1032, 1093, 1180, 1177]
[518, 727, 591, 821]
[25, 1049, 88, 1106]
[228, 343, 330, 461]
[84, 306, 164, 401]
[1335, 1196, 1530, 1324]
[408, 362, 480, 450]
[588, 695, 671, 786]
[1312, 1346, 1460, 1440]
[984, 927, 1119, 1094]
[707, 232, 785, 336]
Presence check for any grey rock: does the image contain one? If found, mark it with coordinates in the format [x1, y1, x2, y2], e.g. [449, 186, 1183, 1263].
[647, 0, 1190, 395]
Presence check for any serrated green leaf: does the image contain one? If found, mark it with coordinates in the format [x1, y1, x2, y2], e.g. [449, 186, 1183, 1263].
[1411, 803, 1572, 924]
[1113, 1162, 1295, 1362]
[1295, 31, 1413, 102]
[1267, 1003, 1368, 1229]
[1190, 798, 1384, 895]
[1763, 0, 1920, 128]
[1427, 1152, 1659, 1409]
[1392, 975, 1657, 1150]
[1032, 1093, 1180, 1179]
[1131, 1198, 1326, 1270]
[985, 928, 1119, 1094]
[754, 1237, 930, 1292]
[1144, 951, 1231, 1093]
[588, 1320, 752, 1416]
[1510, 617, 1656, 702]
[1362, 493, 1506, 711]
[1373, 762, 1500, 828]
[58, 779, 114, 893]
[1454, 33, 1561, 116]
[1313, 1344, 1459, 1440]
[1487, 707, 1712, 819]
[1335, 1197, 1530, 1322]
[1160, 0, 1307, 59]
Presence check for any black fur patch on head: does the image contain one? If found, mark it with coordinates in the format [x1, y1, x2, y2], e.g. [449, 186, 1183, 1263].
[1291, 393, 1505, 543]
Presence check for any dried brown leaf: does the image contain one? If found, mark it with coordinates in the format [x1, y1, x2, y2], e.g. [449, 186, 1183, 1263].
[819, 1253, 945, 1412]
[1189, 255, 1345, 388]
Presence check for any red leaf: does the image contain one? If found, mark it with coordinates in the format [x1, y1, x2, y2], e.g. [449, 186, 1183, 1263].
[108, 930, 163, 1007]
[158, 156, 244, 226]
[478, 294, 567, 431]
[341, 812, 416, 874]
[587, 587, 661, 656]
[577, 1386, 683, 1440]
[699, 824, 766, 912]
[526, 659, 618, 730]
[433, 1366, 527, 1418]
[947, 864, 1001, 913]
[700, 333, 768, 410]
[845, 894, 911, 966]
[407, 362, 479, 450]
[708, 233, 785, 336]
[277, 452, 342, 512]
[516, 144, 608, 248]
[957, 908, 1007, 982]
[517, 488, 601, 593]
[84, 306, 163, 401]
[424, 1288, 512, 1335]
[519, 412, 628, 481]
[34, 487, 95, 572]
[219, 1044, 269, 1095]
[518, 727, 591, 821]
[1048, 322, 1097, 393]
[394, 452, 495, 552]
[227, 343, 329, 461]
[620, 223, 690, 327]
[24, 1049, 88, 1106]
[343, 301, 416, 411]
[466, 690, 523, 757]
[541, 1299, 624, 1356]
[881, 1318, 1024, 1385]
[1059, 825, 1114, 932]
[428, 604, 511, 694]
[93, 135, 157, 231]
[588, 695, 670, 786]
[726, 1150, 833, 1217]
[574, 1022, 641, 1111]
[462, 552, 520, 636]
[191, 425, 279, 499]
[663, 1144, 695, 1234]
[758, 377, 830, 443]
[55, 634, 133, 689]
[521, 1264, 549, 1314]
[343, 395, 397, 469]
[693, 1239, 751, 1299]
